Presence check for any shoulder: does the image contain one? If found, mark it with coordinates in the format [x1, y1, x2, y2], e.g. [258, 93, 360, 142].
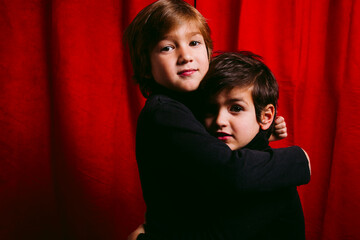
[140, 94, 205, 131]
[143, 94, 194, 118]
[145, 94, 188, 110]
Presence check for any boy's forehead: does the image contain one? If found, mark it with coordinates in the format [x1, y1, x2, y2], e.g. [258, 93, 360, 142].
[219, 85, 254, 96]
[161, 21, 202, 38]
[209, 86, 254, 104]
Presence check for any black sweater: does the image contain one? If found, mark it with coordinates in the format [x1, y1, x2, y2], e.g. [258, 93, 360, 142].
[136, 92, 310, 239]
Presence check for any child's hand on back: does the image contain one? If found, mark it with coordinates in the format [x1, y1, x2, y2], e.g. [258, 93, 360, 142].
[269, 116, 288, 141]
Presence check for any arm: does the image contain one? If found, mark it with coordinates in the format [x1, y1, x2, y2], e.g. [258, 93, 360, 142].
[138, 95, 310, 192]
[269, 116, 311, 175]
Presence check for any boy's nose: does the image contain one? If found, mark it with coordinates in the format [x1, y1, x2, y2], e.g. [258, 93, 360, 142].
[215, 111, 227, 128]
[177, 47, 193, 64]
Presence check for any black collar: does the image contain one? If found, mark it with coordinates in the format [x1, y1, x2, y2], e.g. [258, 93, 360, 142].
[244, 130, 270, 151]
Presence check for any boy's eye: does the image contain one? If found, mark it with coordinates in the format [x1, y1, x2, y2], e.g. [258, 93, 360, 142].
[189, 41, 201, 46]
[230, 105, 243, 113]
[161, 46, 174, 52]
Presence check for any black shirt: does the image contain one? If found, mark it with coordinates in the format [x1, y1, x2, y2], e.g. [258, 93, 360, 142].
[136, 91, 310, 239]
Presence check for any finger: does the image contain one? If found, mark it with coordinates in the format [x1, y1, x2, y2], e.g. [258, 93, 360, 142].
[278, 132, 288, 138]
[275, 127, 287, 134]
[274, 116, 285, 124]
[274, 122, 286, 129]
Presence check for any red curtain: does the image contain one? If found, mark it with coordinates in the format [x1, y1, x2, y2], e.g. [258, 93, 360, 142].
[0, 0, 359, 239]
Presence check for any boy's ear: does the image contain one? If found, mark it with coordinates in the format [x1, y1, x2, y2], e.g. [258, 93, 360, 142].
[260, 104, 275, 130]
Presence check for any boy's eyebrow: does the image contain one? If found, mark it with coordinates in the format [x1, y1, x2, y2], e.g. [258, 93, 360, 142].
[187, 31, 202, 37]
[226, 97, 249, 105]
[161, 31, 202, 40]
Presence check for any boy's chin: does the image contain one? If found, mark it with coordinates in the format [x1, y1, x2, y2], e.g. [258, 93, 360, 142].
[228, 144, 241, 151]
[179, 82, 201, 92]
[228, 142, 249, 151]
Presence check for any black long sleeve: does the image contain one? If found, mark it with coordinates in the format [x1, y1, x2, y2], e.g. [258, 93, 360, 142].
[136, 94, 310, 239]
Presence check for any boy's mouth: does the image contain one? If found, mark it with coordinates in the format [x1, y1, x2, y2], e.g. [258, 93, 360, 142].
[215, 132, 232, 141]
[177, 69, 197, 76]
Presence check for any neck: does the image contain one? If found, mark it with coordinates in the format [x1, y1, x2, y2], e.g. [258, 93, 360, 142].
[151, 83, 200, 108]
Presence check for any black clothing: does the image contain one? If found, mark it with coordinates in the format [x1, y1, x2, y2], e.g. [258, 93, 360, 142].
[136, 91, 310, 239]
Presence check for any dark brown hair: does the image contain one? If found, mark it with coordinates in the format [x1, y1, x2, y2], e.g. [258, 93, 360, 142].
[123, 0, 213, 97]
[200, 51, 279, 135]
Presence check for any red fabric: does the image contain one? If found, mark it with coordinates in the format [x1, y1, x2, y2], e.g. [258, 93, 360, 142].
[0, 0, 359, 239]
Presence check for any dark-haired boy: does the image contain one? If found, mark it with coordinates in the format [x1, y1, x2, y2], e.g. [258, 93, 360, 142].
[198, 51, 309, 239]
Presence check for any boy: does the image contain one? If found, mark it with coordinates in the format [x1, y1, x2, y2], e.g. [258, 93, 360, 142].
[199, 51, 307, 239]
[123, 0, 310, 239]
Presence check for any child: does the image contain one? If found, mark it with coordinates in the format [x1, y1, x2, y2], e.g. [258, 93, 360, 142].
[199, 51, 307, 239]
[123, 0, 310, 239]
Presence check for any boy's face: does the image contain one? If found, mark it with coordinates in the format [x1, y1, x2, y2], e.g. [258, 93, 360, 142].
[150, 23, 209, 92]
[204, 86, 261, 150]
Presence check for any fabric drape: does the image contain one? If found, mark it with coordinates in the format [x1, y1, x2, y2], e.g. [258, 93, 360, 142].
[0, 0, 359, 239]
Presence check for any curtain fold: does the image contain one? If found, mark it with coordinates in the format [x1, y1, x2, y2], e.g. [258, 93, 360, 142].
[0, 0, 359, 239]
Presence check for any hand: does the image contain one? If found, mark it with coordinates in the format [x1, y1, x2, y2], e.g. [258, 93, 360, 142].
[127, 224, 145, 240]
[269, 116, 288, 141]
